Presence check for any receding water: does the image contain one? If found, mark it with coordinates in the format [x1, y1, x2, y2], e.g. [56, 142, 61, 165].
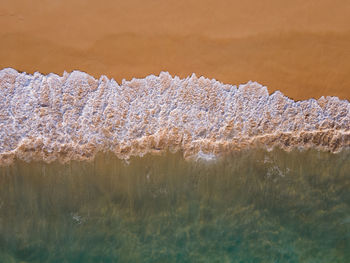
[0, 149, 349, 262]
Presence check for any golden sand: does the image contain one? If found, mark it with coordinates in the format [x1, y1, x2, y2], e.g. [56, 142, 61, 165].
[1, 0, 350, 100]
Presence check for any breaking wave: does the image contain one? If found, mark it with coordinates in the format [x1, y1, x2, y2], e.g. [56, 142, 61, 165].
[0, 68, 349, 165]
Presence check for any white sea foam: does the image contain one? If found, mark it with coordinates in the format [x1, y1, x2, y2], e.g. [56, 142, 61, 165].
[0, 68, 349, 165]
[196, 150, 217, 162]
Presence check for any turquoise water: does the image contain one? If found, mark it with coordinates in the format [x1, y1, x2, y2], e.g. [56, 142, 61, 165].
[0, 149, 349, 262]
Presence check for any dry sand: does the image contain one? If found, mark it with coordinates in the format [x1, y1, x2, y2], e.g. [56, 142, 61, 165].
[1, 0, 350, 100]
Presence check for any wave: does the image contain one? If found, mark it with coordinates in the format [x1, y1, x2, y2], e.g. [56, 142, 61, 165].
[0, 68, 349, 165]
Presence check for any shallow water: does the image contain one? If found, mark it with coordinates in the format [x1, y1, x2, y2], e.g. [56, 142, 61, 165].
[0, 149, 349, 262]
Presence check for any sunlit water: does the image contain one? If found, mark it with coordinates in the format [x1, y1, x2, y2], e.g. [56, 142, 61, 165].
[0, 149, 349, 262]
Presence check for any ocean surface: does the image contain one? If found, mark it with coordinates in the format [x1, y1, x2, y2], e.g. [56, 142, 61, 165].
[0, 149, 349, 262]
[0, 68, 349, 262]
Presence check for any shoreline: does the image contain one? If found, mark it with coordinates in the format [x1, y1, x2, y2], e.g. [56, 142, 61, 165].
[1, 31, 350, 101]
[0, 68, 349, 166]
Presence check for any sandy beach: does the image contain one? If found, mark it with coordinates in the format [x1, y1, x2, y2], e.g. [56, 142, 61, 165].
[1, 0, 350, 100]
[1, 2, 350, 262]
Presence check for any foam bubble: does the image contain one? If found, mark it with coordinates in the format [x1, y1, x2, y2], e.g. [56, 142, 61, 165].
[196, 150, 217, 162]
[0, 68, 349, 165]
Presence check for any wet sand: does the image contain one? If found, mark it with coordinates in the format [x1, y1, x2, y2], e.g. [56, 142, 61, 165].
[1, 0, 350, 100]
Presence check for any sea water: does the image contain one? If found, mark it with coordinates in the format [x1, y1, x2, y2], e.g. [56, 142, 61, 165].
[0, 149, 349, 262]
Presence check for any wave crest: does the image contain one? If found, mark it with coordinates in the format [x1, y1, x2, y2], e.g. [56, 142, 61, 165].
[0, 68, 349, 165]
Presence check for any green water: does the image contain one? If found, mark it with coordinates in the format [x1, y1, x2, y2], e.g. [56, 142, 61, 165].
[0, 149, 349, 262]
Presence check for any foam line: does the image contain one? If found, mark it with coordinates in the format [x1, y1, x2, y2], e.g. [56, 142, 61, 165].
[0, 68, 349, 165]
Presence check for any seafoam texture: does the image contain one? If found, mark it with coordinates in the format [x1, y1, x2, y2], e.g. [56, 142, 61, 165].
[0, 68, 349, 165]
